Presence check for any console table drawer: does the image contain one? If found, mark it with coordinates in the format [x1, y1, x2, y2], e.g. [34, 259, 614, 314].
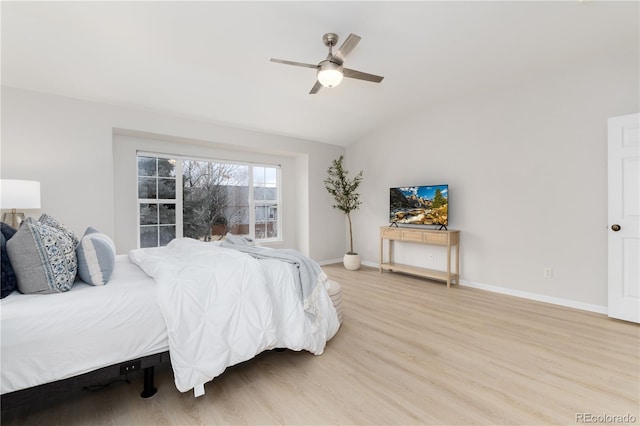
[424, 233, 447, 244]
[381, 228, 402, 239]
[401, 230, 424, 242]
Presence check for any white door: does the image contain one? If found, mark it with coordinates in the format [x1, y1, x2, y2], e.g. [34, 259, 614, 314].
[608, 113, 640, 323]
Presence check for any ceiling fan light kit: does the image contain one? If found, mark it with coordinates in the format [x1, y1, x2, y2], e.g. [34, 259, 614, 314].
[317, 61, 344, 88]
[270, 32, 384, 94]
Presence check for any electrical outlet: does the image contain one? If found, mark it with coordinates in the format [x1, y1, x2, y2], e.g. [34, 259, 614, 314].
[119, 360, 141, 375]
[543, 267, 553, 279]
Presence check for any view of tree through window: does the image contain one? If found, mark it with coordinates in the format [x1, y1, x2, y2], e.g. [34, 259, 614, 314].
[137, 153, 279, 247]
[183, 160, 249, 241]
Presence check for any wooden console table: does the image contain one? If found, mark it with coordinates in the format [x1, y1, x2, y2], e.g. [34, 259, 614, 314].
[379, 226, 460, 287]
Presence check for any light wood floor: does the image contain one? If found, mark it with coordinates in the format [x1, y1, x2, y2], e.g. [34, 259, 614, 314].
[3, 264, 639, 425]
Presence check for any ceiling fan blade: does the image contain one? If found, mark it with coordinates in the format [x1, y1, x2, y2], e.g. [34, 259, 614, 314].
[270, 58, 318, 69]
[334, 33, 361, 64]
[309, 80, 322, 95]
[343, 68, 384, 83]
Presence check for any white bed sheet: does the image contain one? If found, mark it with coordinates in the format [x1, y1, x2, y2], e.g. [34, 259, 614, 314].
[1, 255, 168, 394]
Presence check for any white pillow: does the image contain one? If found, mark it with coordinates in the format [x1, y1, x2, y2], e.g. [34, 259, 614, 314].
[224, 232, 255, 246]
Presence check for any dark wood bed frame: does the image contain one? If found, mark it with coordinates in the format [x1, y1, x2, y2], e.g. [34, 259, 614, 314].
[0, 350, 170, 415]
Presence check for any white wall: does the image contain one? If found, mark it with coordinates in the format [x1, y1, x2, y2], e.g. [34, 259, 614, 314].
[1, 87, 345, 260]
[346, 51, 639, 310]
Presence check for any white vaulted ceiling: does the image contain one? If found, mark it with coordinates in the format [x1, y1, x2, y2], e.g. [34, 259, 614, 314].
[2, 1, 637, 146]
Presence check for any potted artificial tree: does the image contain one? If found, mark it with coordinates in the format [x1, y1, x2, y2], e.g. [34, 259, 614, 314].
[324, 155, 363, 271]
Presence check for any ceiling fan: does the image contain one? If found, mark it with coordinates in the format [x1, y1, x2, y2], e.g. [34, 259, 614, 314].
[270, 33, 384, 94]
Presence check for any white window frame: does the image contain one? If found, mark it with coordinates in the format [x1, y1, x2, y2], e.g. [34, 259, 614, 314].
[136, 154, 182, 249]
[250, 166, 281, 241]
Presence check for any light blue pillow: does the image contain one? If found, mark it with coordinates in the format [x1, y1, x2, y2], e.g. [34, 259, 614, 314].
[76, 227, 116, 286]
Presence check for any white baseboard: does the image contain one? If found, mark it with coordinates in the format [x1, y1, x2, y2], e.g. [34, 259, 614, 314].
[319, 260, 607, 315]
[318, 259, 380, 268]
[317, 258, 344, 266]
[330, 259, 608, 315]
[459, 279, 608, 315]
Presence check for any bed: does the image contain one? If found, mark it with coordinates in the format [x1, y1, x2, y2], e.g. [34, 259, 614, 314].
[1, 255, 168, 396]
[1, 235, 340, 408]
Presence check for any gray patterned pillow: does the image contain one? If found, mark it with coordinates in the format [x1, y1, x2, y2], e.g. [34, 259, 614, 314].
[6, 218, 78, 294]
[39, 213, 79, 247]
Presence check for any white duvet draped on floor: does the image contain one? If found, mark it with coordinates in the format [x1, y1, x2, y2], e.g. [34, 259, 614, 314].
[129, 238, 340, 396]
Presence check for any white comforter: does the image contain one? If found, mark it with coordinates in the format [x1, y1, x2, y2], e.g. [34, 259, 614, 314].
[129, 238, 340, 396]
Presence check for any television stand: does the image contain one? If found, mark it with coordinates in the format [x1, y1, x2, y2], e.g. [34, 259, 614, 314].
[437, 224, 448, 231]
[379, 226, 460, 287]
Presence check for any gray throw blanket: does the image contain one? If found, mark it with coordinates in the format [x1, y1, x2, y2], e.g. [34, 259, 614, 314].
[220, 241, 322, 304]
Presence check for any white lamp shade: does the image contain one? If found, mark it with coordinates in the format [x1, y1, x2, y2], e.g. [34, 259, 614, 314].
[1, 180, 41, 209]
[317, 61, 344, 88]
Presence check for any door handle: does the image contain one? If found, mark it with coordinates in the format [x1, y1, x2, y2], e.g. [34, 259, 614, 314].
[611, 224, 621, 232]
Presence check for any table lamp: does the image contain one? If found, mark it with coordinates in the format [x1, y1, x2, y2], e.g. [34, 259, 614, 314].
[1, 179, 41, 228]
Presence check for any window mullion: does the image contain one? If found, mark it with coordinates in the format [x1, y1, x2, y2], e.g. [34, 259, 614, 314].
[248, 166, 255, 239]
[276, 166, 282, 240]
[156, 158, 160, 247]
[176, 160, 183, 239]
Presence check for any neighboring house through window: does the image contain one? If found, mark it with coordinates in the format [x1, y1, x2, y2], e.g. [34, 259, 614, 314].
[253, 166, 278, 239]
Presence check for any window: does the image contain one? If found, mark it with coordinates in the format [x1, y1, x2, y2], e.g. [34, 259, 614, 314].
[137, 153, 280, 248]
[137, 156, 177, 248]
[253, 166, 278, 239]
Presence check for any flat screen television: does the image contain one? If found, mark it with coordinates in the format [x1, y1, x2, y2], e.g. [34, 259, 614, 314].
[389, 184, 448, 228]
